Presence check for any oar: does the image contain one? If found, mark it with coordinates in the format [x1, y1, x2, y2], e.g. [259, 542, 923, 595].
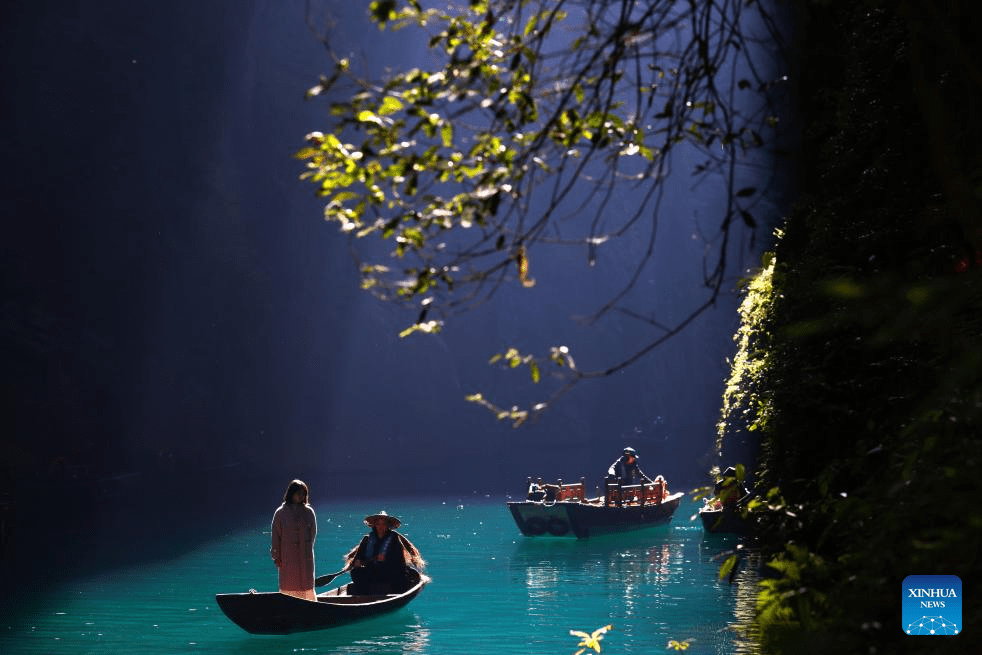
[315, 567, 350, 587]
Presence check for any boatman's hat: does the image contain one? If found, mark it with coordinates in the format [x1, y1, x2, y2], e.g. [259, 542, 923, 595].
[364, 510, 401, 529]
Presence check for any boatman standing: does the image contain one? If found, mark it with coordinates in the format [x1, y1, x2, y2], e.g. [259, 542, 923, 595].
[607, 447, 653, 485]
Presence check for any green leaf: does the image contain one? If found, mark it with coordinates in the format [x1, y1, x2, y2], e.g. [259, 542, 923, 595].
[523, 15, 538, 37]
[441, 122, 453, 147]
[357, 110, 383, 125]
[381, 217, 400, 239]
[378, 96, 404, 116]
[573, 83, 584, 105]
[529, 361, 541, 383]
[294, 146, 319, 160]
[718, 554, 737, 580]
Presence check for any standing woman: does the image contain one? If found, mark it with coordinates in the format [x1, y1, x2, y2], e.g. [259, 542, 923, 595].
[270, 479, 317, 600]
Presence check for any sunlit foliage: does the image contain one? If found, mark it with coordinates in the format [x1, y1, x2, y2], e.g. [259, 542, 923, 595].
[300, 0, 787, 421]
[716, 250, 778, 459]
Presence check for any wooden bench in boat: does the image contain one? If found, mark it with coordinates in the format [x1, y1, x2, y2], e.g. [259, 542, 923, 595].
[524, 476, 671, 506]
[552, 481, 585, 502]
[526, 478, 590, 502]
[605, 477, 669, 506]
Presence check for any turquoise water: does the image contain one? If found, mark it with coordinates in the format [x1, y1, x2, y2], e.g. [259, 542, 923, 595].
[1, 495, 756, 654]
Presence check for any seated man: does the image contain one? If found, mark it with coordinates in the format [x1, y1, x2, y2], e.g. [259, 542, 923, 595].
[345, 511, 425, 595]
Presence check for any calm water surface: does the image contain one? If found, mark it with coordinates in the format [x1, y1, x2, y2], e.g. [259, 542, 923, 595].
[2, 495, 756, 654]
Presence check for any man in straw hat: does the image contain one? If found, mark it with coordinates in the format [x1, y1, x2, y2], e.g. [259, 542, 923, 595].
[345, 510, 426, 595]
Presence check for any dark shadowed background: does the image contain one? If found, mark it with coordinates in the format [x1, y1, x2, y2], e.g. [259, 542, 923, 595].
[0, 0, 769, 586]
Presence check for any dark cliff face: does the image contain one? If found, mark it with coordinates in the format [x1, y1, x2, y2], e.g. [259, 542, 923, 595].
[736, 3, 982, 653]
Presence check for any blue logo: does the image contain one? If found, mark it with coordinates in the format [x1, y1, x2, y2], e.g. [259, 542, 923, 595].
[902, 575, 962, 636]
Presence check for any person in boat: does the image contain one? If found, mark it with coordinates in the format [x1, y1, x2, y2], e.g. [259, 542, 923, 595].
[714, 467, 750, 507]
[607, 447, 653, 486]
[270, 479, 317, 601]
[345, 511, 426, 595]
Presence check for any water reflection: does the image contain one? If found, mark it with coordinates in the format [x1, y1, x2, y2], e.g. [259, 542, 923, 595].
[647, 543, 674, 583]
[221, 613, 430, 655]
[345, 621, 431, 655]
[698, 533, 762, 655]
[510, 527, 684, 638]
[511, 526, 682, 589]
[525, 564, 560, 597]
[508, 521, 760, 654]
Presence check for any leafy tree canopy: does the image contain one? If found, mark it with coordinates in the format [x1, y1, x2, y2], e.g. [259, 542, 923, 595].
[299, 0, 787, 423]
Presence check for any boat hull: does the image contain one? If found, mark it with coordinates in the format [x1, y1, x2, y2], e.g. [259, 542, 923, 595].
[698, 506, 748, 534]
[507, 492, 683, 538]
[216, 575, 427, 634]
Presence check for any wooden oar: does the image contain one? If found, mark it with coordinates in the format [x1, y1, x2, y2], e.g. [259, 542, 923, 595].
[315, 567, 350, 587]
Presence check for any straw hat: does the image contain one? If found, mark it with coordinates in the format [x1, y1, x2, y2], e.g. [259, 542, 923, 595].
[364, 510, 401, 529]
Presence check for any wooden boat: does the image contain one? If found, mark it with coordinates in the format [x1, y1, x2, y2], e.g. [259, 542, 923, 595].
[215, 568, 429, 635]
[699, 467, 752, 534]
[507, 477, 683, 538]
[698, 503, 749, 534]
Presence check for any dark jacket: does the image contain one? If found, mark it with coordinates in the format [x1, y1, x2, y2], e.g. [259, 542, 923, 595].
[345, 529, 426, 594]
[607, 455, 652, 485]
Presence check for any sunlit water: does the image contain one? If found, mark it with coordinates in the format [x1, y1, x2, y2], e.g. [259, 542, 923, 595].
[1, 495, 757, 654]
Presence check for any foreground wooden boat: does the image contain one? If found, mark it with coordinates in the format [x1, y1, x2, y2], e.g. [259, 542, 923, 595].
[215, 569, 428, 635]
[507, 477, 683, 538]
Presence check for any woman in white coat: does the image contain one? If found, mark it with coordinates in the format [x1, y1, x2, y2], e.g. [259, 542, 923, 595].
[270, 479, 317, 600]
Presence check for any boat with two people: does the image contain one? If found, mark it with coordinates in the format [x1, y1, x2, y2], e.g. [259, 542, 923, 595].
[215, 566, 428, 635]
[698, 466, 753, 534]
[216, 509, 429, 635]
